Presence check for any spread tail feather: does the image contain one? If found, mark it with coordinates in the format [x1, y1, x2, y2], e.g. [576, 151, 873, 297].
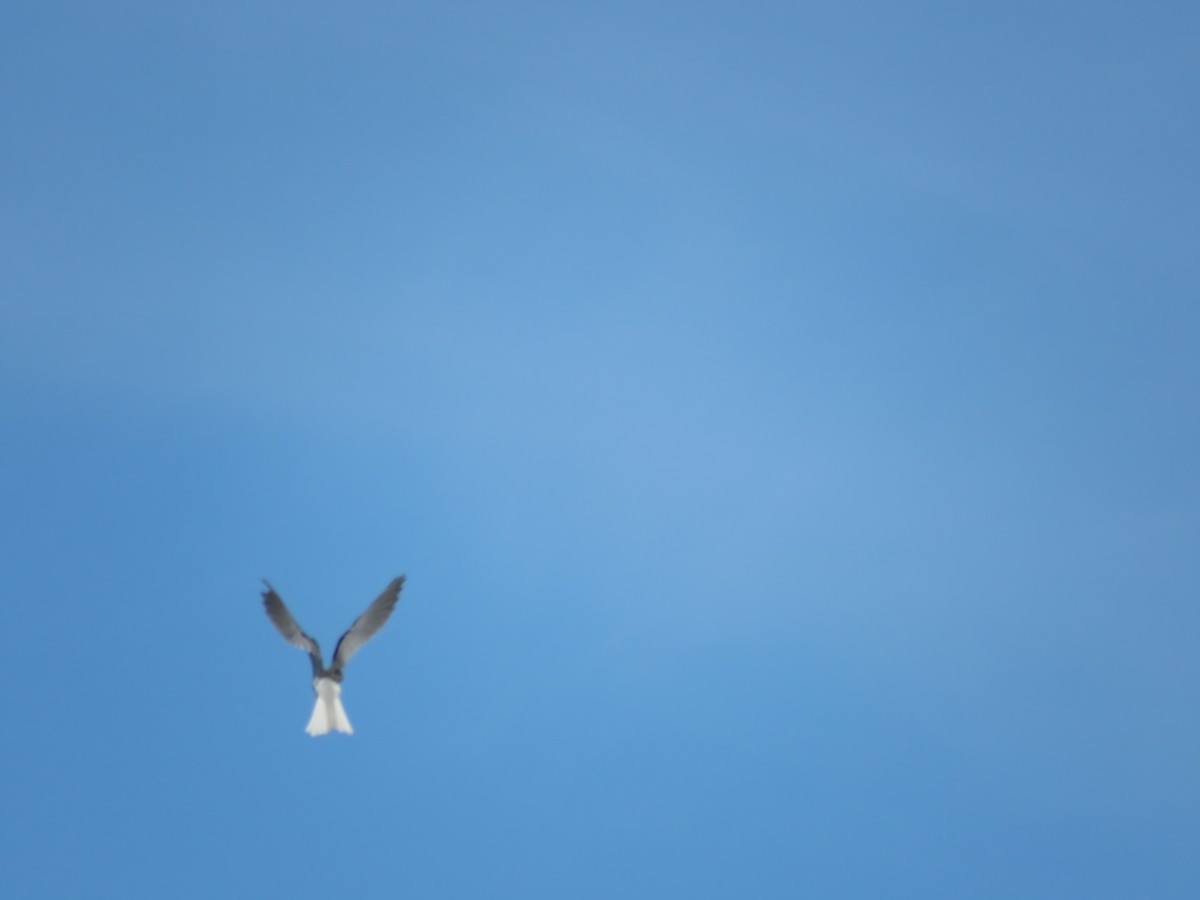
[307, 678, 354, 736]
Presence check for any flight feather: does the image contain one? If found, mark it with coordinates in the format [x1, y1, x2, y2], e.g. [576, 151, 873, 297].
[332, 576, 406, 671]
[262, 580, 324, 677]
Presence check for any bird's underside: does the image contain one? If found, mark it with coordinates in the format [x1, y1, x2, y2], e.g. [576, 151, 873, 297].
[262, 576, 405, 736]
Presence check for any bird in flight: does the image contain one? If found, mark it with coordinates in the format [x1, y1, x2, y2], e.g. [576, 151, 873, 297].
[262, 576, 406, 736]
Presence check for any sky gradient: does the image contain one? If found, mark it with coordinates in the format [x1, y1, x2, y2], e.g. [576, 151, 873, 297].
[2, 2, 1199, 897]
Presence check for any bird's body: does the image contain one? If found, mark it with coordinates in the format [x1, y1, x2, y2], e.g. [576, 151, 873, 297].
[262, 576, 406, 736]
[308, 677, 353, 736]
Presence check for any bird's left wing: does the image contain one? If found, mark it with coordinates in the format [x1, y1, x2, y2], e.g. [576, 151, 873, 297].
[262, 580, 324, 677]
[331, 576, 406, 672]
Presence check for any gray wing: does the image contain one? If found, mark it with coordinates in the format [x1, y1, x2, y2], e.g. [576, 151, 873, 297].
[262, 580, 324, 678]
[331, 576, 406, 672]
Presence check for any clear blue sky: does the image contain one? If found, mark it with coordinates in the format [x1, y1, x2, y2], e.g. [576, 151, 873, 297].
[2, 1, 1198, 897]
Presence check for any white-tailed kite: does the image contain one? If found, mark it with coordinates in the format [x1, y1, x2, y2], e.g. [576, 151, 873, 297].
[262, 576, 406, 736]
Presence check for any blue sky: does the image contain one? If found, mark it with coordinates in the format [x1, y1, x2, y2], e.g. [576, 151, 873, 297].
[2, 1, 1198, 897]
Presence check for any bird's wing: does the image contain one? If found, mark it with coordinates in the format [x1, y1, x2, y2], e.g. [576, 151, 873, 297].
[262, 581, 324, 677]
[331, 576, 406, 672]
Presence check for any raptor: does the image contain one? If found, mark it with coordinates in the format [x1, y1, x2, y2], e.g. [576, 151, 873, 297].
[262, 576, 406, 735]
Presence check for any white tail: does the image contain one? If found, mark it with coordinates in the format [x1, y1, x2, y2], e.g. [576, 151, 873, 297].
[307, 678, 354, 736]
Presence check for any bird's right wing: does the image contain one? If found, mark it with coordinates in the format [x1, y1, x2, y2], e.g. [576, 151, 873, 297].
[262, 581, 324, 677]
[331, 576, 406, 672]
